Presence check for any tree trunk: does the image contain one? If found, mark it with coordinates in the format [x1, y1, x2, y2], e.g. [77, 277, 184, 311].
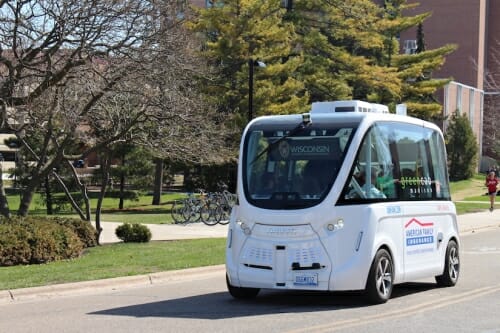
[152, 158, 163, 205]
[45, 175, 53, 215]
[65, 160, 91, 221]
[118, 172, 125, 210]
[0, 167, 11, 218]
[17, 177, 38, 216]
[95, 156, 111, 245]
[118, 153, 125, 210]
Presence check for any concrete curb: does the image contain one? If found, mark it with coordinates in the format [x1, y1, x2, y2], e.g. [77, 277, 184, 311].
[0, 264, 225, 305]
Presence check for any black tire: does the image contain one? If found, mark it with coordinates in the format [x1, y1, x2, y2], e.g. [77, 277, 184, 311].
[365, 249, 394, 304]
[171, 201, 187, 224]
[200, 203, 219, 226]
[182, 202, 194, 223]
[226, 274, 260, 299]
[218, 204, 231, 225]
[183, 199, 201, 223]
[435, 240, 460, 287]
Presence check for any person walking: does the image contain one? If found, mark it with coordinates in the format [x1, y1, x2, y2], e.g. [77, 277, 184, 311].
[485, 171, 499, 212]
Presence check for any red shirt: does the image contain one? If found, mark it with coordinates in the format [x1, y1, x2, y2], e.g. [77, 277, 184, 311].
[486, 177, 499, 193]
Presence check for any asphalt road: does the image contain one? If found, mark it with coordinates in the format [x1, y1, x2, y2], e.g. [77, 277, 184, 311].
[1, 226, 499, 333]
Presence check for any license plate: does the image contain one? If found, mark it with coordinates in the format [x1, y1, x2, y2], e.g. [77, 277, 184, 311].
[294, 273, 318, 286]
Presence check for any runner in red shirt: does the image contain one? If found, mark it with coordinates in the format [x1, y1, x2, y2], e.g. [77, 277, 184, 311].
[485, 171, 499, 211]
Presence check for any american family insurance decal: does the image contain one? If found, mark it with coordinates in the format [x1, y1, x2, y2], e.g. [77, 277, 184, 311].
[405, 218, 435, 255]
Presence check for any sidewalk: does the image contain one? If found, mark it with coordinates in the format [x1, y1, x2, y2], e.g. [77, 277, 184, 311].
[454, 210, 500, 234]
[95, 221, 229, 244]
[1, 212, 499, 304]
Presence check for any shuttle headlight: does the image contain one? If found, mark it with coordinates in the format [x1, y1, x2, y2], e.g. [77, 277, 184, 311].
[238, 220, 252, 236]
[327, 219, 344, 232]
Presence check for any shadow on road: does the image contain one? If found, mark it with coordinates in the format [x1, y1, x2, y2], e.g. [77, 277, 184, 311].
[89, 282, 436, 319]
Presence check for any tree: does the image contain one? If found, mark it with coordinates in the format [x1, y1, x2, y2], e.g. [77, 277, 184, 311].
[0, 0, 159, 218]
[288, 0, 456, 118]
[290, 0, 403, 103]
[482, 39, 500, 161]
[191, 0, 457, 126]
[445, 112, 478, 181]
[189, 0, 310, 133]
[105, 143, 155, 209]
[0, 0, 227, 228]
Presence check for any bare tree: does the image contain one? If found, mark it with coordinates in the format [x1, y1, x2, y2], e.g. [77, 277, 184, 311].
[0, 0, 228, 233]
[483, 39, 500, 161]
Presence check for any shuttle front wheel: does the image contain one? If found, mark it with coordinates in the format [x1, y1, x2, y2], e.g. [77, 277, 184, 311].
[435, 240, 460, 287]
[365, 249, 394, 304]
[226, 274, 260, 299]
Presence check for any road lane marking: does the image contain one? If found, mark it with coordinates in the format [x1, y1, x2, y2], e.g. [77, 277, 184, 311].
[284, 284, 500, 333]
[463, 251, 500, 255]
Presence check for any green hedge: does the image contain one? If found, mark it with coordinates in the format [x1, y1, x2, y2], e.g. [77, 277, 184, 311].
[0, 216, 97, 267]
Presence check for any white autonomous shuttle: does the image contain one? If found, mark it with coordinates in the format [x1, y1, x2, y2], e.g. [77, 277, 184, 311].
[225, 100, 460, 303]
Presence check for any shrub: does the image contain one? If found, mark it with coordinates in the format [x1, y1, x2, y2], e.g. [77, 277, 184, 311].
[53, 217, 97, 247]
[115, 223, 152, 243]
[0, 217, 85, 266]
[28, 221, 84, 264]
[0, 223, 32, 266]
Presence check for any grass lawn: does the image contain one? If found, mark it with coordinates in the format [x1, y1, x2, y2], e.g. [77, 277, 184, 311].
[0, 238, 226, 290]
[0, 175, 494, 290]
[451, 174, 493, 214]
[9, 191, 188, 224]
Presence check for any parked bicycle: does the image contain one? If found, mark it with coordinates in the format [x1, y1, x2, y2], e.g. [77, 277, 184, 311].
[215, 183, 238, 225]
[170, 189, 223, 225]
[200, 192, 223, 226]
[170, 190, 205, 224]
[170, 186, 237, 226]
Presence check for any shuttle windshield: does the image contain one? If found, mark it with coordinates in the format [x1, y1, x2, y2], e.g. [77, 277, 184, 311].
[243, 120, 357, 209]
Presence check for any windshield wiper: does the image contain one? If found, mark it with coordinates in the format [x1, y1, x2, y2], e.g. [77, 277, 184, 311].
[250, 114, 312, 166]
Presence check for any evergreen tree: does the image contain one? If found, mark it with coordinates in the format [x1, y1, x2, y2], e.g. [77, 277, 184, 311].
[191, 0, 457, 128]
[291, 0, 402, 103]
[445, 112, 478, 181]
[288, 0, 456, 119]
[189, 0, 309, 131]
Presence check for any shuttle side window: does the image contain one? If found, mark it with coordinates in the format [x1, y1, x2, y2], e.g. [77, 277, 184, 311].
[340, 122, 451, 203]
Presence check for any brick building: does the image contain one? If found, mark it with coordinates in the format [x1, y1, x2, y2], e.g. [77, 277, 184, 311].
[382, 0, 500, 166]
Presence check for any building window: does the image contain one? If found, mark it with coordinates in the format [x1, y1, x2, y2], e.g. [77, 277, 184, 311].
[403, 40, 417, 54]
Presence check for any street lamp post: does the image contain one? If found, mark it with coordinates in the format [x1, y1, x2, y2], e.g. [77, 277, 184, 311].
[248, 58, 266, 122]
